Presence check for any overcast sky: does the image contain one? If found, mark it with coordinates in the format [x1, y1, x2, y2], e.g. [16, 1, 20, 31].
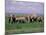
[5, 0, 44, 15]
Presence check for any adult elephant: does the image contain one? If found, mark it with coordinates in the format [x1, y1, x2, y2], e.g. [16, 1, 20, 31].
[11, 15, 16, 24]
[8, 16, 11, 23]
[28, 15, 38, 23]
[29, 16, 34, 22]
[37, 16, 43, 22]
[33, 16, 38, 22]
[16, 16, 26, 23]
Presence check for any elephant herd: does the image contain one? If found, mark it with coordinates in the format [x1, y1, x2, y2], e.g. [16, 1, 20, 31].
[8, 15, 44, 24]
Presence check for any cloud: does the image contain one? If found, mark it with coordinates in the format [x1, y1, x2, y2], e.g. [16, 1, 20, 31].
[5, 1, 44, 15]
[11, 0, 16, 4]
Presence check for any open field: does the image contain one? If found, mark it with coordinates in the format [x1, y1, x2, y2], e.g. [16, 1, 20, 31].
[5, 16, 44, 34]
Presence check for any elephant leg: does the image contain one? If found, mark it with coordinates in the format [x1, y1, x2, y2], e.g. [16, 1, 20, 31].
[8, 19, 11, 24]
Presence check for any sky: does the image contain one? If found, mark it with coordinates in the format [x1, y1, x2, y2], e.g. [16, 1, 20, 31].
[5, 0, 44, 15]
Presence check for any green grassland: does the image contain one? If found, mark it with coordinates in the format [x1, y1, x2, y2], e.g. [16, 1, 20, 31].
[5, 16, 44, 34]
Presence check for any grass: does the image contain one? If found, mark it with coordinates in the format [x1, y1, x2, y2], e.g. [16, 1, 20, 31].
[5, 16, 44, 34]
